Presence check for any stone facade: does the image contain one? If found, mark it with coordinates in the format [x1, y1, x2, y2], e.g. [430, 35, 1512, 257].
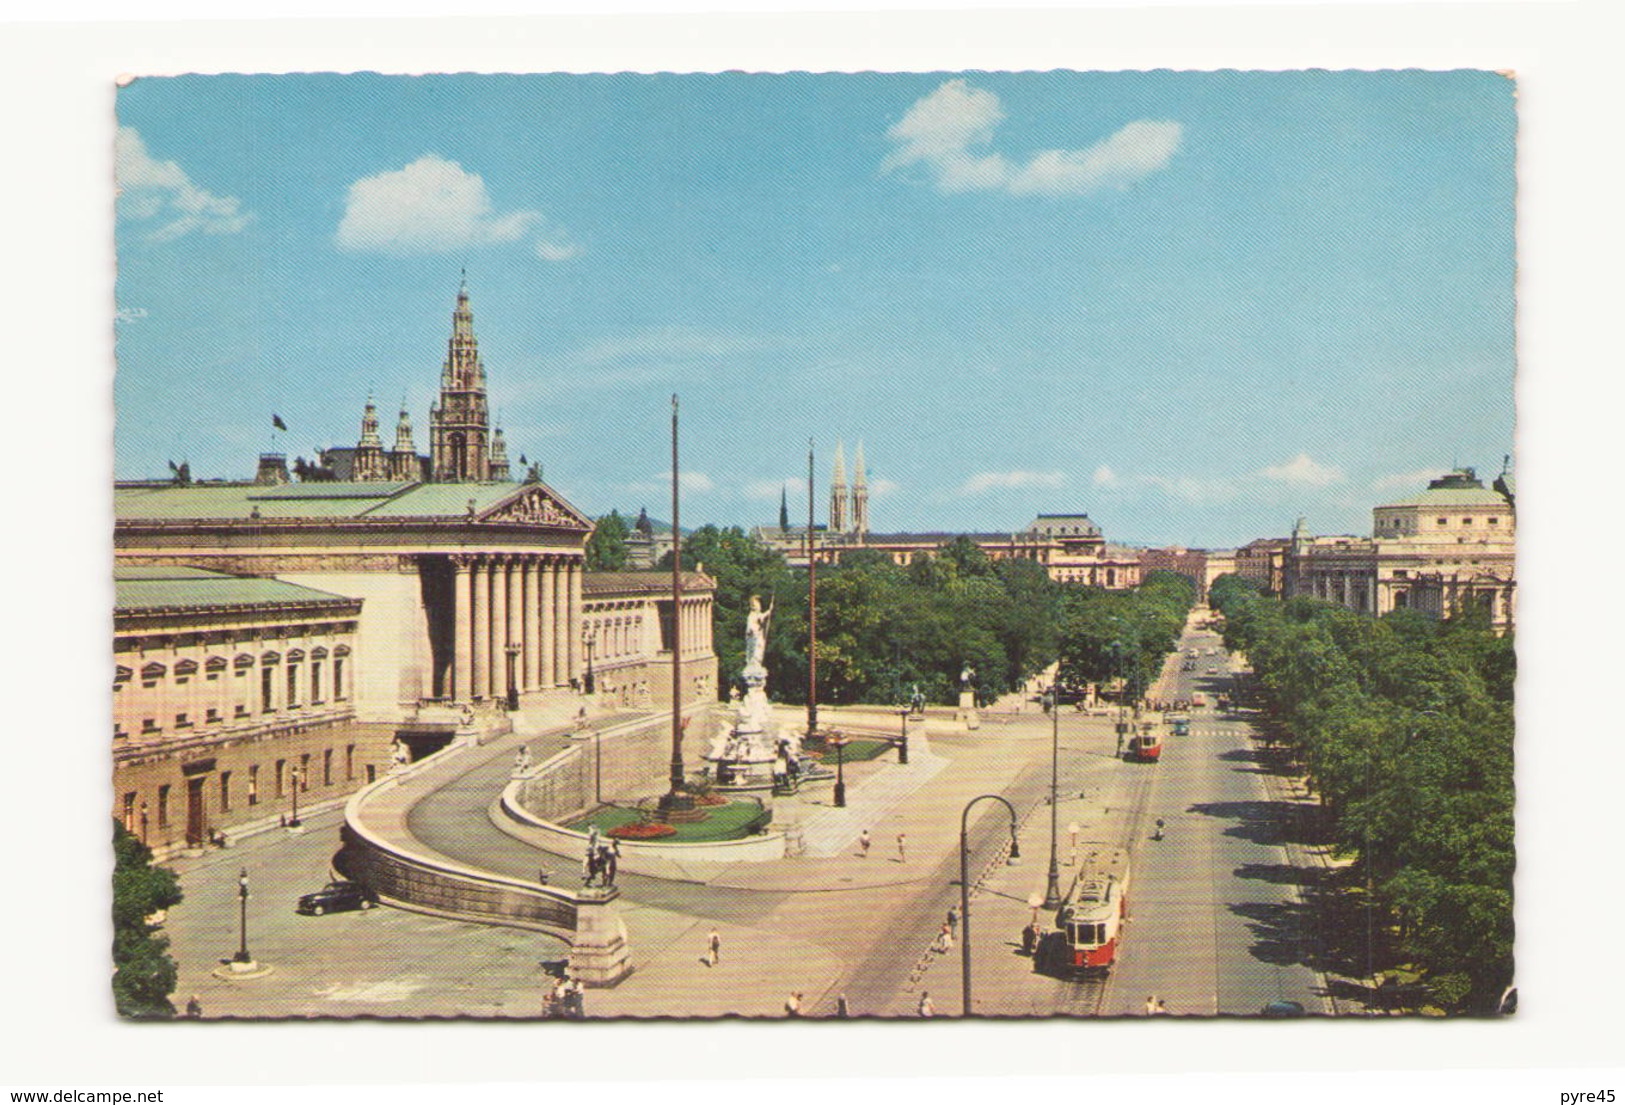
[1284, 468, 1516, 632]
[581, 571, 718, 711]
[1137, 546, 1238, 602]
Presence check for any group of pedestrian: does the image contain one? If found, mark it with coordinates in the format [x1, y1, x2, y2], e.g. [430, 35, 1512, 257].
[546, 975, 586, 1018]
[582, 826, 621, 888]
[1143, 994, 1170, 1015]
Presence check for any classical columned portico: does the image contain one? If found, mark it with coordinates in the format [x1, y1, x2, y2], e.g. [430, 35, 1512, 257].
[523, 558, 541, 692]
[469, 557, 489, 700]
[494, 557, 515, 702]
[541, 558, 558, 687]
[567, 559, 584, 684]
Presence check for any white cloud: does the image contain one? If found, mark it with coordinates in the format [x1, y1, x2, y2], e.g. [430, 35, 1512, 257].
[335, 155, 577, 261]
[883, 80, 1182, 197]
[115, 127, 251, 242]
[1372, 468, 1447, 492]
[870, 477, 901, 497]
[960, 470, 1066, 495]
[1092, 464, 1119, 488]
[1260, 453, 1345, 488]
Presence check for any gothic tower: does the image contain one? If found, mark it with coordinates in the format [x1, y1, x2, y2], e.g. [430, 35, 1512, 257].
[389, 402, 418, 481]
[829, 440, 849, 533]
[489, 424, 511, 482]
[851, 440, 869, 538]
[429, 278, 492, 482]
[353, 398, 389, 481]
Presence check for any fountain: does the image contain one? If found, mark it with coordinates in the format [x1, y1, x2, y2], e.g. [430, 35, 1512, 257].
[706, 595, 803, 792]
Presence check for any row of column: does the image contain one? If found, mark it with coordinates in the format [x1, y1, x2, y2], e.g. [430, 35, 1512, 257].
[676, 596, 709, 658]
[450, 553, 583, 704]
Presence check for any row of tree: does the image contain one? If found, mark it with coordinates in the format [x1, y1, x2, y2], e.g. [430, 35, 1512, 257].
[1054, 571, 1197, 701]
[1207, 574, 1515, 1013]
[113, 820, 184, 1017]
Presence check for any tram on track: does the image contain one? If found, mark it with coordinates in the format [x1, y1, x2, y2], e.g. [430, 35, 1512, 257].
[1037, 845, 1131, 975]
[1125, 723, 1163, 762]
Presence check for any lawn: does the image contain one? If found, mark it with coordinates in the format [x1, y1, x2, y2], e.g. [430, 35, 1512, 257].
[567, 799, 772, 842]
[806, 738, 893, 765]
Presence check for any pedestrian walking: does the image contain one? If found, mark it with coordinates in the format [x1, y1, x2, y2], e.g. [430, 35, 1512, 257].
[1144, 994, 1157, 1015]
[1155, 998, 1169, 1016]
[858, 829, 871, 858]
[896, 832, 907, 862]
[184, 995, 202, 1019]
[946, 905, 960, 935]
[917, 991, 934, 1018]
[836, 993, 850, 1018]
[785, 991, 803, 1017]
[708, 928, 721, 967]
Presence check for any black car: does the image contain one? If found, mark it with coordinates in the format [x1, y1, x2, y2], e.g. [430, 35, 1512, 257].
[296, 880, 378, 916]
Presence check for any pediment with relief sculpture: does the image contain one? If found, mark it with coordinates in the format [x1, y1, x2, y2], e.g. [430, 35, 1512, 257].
[477, 484, 592, 530]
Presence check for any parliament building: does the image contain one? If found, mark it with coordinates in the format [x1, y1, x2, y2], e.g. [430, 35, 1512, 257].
[114, 284, 716, 854]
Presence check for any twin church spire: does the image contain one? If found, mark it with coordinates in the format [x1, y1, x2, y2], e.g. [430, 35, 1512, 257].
[828, 439, 869, 536]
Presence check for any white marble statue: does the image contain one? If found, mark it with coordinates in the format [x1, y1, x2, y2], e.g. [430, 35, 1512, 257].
[744, 594, 774, 672]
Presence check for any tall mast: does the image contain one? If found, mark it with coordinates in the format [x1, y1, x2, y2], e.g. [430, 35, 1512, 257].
[807, 438, 819, 737]
[668, 395, 685, 795]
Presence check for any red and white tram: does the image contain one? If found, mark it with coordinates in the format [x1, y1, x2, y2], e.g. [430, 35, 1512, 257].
[1041, 846, 1131, 974]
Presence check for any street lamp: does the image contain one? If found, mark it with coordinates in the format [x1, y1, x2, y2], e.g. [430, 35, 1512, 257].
[288, 763, 303, 829]
[581, 626, 597, 696]
[896, 706, 910, 764]
[958, 793, 1021, 1017]
[832, 735, 847, 808]
[1041, 687, 1063, 910]
[1067, 820, 1080, 866]
[233, 868, 252, 964]
[505, 641, 522, 711]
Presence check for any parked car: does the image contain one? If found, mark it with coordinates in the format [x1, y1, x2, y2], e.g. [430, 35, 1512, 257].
[296, 880, 377, 916]
[1260, 999, 1307, 1018]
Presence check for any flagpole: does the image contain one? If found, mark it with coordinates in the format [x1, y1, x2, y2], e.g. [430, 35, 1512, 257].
[660, 394, 693, 817]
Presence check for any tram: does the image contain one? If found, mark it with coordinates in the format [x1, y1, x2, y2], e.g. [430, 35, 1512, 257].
[1038, 846, 1131, 975]
[1125, 724, 1163, 762]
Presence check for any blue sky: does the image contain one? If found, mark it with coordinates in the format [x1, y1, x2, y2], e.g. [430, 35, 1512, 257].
[114, 71, 1514, 547]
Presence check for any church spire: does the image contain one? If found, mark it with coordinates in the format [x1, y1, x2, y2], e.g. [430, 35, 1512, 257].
[851, 440, 869, 537]
[830, 440, 848, 533]
[390, 400, 418, 481]
[429, 278, 492, 482]
[779, 483, 790, 531]
[354, 396, 389, 481]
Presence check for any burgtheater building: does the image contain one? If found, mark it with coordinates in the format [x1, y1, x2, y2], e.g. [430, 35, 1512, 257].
[115, 285, 716, 853]
[1283, 467, 1515, 633]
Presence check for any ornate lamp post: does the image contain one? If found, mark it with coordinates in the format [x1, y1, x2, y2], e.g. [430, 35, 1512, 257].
[233, 868, 252, 964]
[832, 735, 847, 808]
[958, 793, 1021, 1016]
[897, 706, 910, 764]
[1041, 688, 1063, 910]
[505, 642, 522, 711]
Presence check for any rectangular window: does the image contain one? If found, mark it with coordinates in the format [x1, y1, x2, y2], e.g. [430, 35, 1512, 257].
[219, 771, 232, 812]
[141, 717, 160, 734]
[261, 667, 274, 713]
[323, 748, 333, 786]
[175, 712, 191, 729]
[248, 765, 259, 806]
[311, 661, 323, 704]
[346, 744, 355, 781]
[205, 707, 220, 724]
[274, 759, 286, 798]
[1437, 518, 1448, 526]
[157, 784, 170, 828]
[235, 703, 249, 718]
[122, 792, 137, 832]
[1488, 516, 1499, 525]
[286, 664, 300, 708]
[334, 658, 345, 699]
[300, 753, 311, 791]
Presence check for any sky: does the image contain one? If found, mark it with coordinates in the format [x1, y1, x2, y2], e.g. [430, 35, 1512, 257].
[114, 70, 1515, 548]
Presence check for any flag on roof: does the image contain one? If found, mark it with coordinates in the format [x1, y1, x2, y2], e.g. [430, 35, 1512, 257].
[272, 414, 288, 431]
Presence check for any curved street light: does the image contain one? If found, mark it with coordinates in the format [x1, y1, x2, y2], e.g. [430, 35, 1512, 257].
[959, 793, 1021, 1016]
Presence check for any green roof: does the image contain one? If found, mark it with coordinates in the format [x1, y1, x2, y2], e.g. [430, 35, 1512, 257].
[115, 567, 357, 612]
[1378, 487, 1511, 509]
[114, 480, 564, 522]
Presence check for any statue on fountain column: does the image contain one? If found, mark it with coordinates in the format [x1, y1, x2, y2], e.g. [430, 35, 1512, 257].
[744, 594, 774, 675]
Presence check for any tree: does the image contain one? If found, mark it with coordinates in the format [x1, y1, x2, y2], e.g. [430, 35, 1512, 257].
[585, 510, 631, 571]
[112, 820, 183, 1018]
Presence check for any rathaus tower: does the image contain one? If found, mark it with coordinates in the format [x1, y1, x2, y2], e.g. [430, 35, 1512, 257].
[429, 279, 493, 482]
